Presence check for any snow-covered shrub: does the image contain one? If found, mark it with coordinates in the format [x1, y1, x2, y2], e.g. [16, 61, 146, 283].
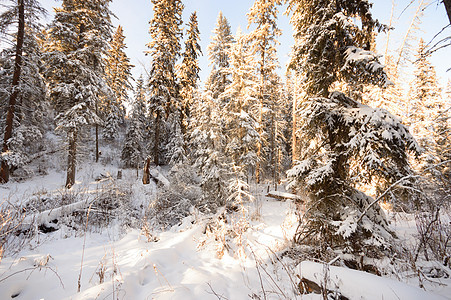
[414, 207, 451, 266]
[146, 164, 201, 229]
[0, 206, 18, 262]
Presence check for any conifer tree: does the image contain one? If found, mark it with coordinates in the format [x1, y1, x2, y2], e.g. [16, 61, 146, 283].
[409, 39, 449, 196]
[0, 26, 47, 174]
[189, 91, 228, 207]
[205, 12, 234, 101]
[122, 77, 147, 171]
[247, 0, 282, 183]
[221, 29, 260, 180]
[103, 25, 134, 140]
[45, 0, 113, 188]
[178, 12, 202, 135]
[408, 39, 441, 148]
[146, 0, 184, 165]
[287, 0, 419, 261]
[0, 0, 45, 183]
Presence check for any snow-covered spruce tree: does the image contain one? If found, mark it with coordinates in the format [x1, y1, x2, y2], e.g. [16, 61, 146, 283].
[146, 0, 183, 166]
[205, 12, 234, 101]
[408, 39, 442, 151]
[286, 0, 420, 262]
[221, 29, 260, 182]
[247, 0, 282, 183]
[44, 0, 113, 188]
[178, 12, 202, 136]
[408, 39, 450, 202]
[0, 24, 48, 178]
[189, 91, 229, 208]
[103, 25, 133, 141]
[122, 76, 146, 170]
[0, 0, 46, 183]
[362, 54, 404, 119]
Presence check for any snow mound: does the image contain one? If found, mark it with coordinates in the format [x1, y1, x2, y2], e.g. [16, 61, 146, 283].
[299, 261, 447, 300]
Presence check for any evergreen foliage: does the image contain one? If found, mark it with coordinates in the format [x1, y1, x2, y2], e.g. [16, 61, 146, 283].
[122, 76, 147, 169]
[205, 12, 234, 100]
[221, 29, 260, 177]
[146, 0, 184, 165]
[287, 0, 418, 261]
[0, 27, 47, 172]
[0, 0, 46, 182]
[247, 0, 282, 183]
[408, 39, 450, 204]
[190, 91, 228, 207]
[44, 0, 113, 188]
[103, 25, 133, 140]
[178, 12, 202, 134]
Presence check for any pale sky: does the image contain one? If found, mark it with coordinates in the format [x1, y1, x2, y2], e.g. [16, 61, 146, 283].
[38, 0, 451, 87]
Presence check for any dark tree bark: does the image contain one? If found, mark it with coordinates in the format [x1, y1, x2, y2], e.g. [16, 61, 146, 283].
[66, 129, 77, 188]
[142, 156, 151, 184]
[444, 0, 451, 24]
[0, 0, 25, 183]
[95, 100, 99, 163]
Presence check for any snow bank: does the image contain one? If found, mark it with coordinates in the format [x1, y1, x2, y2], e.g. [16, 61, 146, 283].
[299, 261, 447, 300]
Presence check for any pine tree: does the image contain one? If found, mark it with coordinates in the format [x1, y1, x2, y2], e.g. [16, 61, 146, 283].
[44, 0, 113, 188]
[0, 0, 45, 183]
[103, 25, 134, 140]
[205, 12, 234, 101]
[247, 0, 282, 183]
[146, 0, 184, 165]
[287, 0, 419, 261]
[178, 12, 202, 135]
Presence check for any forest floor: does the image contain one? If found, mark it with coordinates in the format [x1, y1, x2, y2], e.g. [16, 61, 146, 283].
[0, 163, 450, 299]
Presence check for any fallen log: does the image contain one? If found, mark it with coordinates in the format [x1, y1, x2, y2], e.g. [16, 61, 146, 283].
[266, 191, 303, 203]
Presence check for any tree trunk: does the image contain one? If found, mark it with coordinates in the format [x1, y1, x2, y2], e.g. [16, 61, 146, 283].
[291, 81, 298, 166]
[0, 0, 25, 183]
[66, 129, 77, 189]
[444, 0, 451, 24]
[142, 156, 151, 184]
[95, 100, 99, 163]
[256, 100, 263, 184]
[154, 111, 160, 166]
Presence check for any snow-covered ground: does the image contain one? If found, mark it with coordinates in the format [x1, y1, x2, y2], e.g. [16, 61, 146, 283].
[0, 166, 450, 299]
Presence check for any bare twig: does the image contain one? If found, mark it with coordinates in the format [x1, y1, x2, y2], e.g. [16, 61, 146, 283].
[206, 282, 228, 300]
[78, 203, 93, 293]
[357, 175, 420, 224]
[250, 248, 267, 300]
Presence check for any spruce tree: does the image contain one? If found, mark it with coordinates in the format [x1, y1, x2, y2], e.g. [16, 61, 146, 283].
[0, 0, 45, 183]
[178, 12, 202, 136]
[247, 0, 282, 183]
[103, 25, 133, 140]
[287, 0, 420, 262]
[189, 91, 228, 207]
[146, 0, 184, 165]
[122, 77, 147, 171]
[205, 12, 234, 101]
[409, 39, 449, 200]
[221, 29, 260, 182]
[408, 39, 441, 149]
[45, 0, 113, 188]
[0, 27, 47, 174]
